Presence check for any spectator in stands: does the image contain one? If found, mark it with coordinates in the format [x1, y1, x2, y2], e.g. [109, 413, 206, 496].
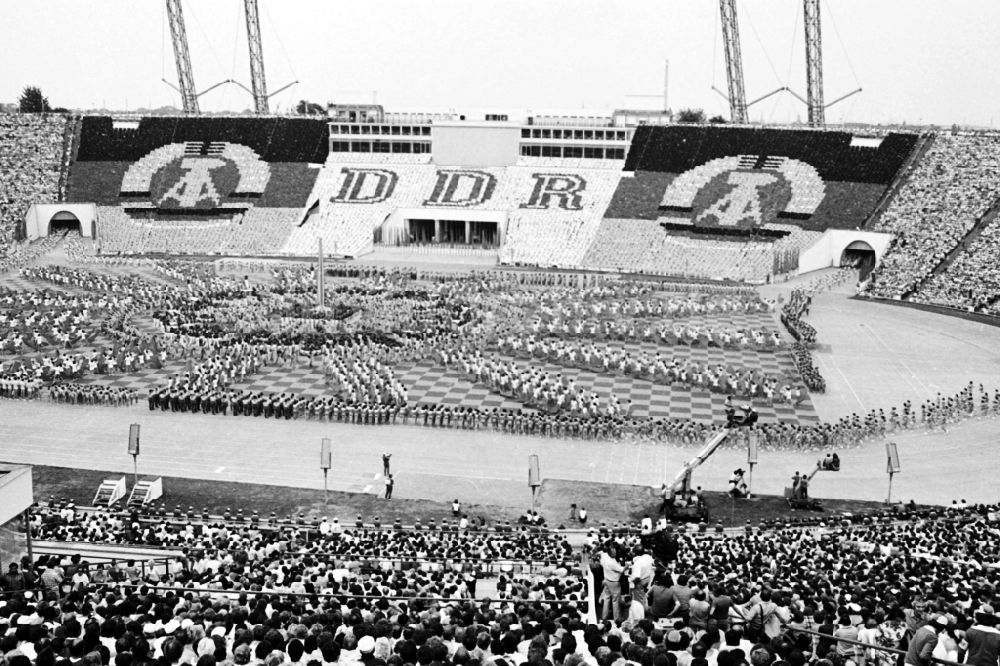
[905, 617, 949, 666]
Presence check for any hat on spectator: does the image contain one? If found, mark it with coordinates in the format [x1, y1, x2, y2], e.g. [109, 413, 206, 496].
[197, 638, 216, 656]
[163, 619, 181, 635]
[934, 616, 949, 628]
[358, 636, 376, 654]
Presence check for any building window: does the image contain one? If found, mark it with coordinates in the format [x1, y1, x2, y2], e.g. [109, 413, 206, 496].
[584, 147, 602, 159]
[521, 128, 530, 138]
[351, 141, 371, 152]
[564, 146, 583, 158]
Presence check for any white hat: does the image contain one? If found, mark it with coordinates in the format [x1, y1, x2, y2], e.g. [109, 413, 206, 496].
[358, 636, 376, 653]
[163, 619, 181, 634]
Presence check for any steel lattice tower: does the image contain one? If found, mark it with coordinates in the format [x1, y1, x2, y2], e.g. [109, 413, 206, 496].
[803, 0, 825, 126]
[165, 0, 199, 114]
[719, 0, 748, 124]
[244, 0, 269, 114]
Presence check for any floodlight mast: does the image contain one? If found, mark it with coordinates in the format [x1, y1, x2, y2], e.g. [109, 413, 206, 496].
[165, 0, 199, 114]
[803, 0, 825, 126]
[719, 0, 748, 124]
[244, 0, 270, 114]
[712, 0, 785, 123]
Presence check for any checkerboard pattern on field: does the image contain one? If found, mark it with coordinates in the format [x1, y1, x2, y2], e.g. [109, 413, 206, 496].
[394, 356, 819, 426]
[235, 366, 333, 397]
[3, 251, 819, 426]
[395, 361, 525, 411]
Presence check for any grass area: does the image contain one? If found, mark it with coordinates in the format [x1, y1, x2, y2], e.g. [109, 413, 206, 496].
[31, 466, 524, 526]
[32, 466, 892, 530]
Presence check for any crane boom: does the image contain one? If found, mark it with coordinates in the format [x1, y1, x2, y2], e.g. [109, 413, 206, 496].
[668, 430, 729, 494]
[244, 0, 269, 114]
[803, 0, 825, 126]
[165, 0, 199, 114]
[718, 0, 748, 124]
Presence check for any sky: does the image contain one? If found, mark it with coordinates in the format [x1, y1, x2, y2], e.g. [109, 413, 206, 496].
[2, 0, 998, 127]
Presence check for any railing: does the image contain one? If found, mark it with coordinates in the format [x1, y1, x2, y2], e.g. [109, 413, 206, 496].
[784, 625, 963, 666]
[0, 588, 44, 598]
[110, 585, 584, 607]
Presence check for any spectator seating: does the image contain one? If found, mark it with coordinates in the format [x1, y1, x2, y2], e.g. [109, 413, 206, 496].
[67, 116, 324, 209]
[284, 156, 624, 263]
[75, 116, 329, 163]
[581, 220, 818, 282]
[95, 207, 299, 256]
[916, 213, 1000, 313]
[0, 113, 67, 245]
[8, 494, 999, 666]
[625, 125, 917, 184]
[868, 133, 1000, 301]
[609, 126, 918, 233]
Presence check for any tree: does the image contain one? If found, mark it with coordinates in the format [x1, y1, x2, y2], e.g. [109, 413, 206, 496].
[676, 108, 706, 124]
[19, 86, 51, 113]
[709, 115, 728, 124]
[295, 100, 326, 116]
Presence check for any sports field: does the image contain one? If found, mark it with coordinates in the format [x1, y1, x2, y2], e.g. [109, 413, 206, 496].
[2, 270, 997, 508]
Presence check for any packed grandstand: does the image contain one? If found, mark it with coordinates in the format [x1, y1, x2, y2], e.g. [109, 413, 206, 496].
[2, 107, 1000, 666]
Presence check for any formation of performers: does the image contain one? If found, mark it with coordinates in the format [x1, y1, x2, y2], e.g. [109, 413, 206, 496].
[1, 256, 997, 453]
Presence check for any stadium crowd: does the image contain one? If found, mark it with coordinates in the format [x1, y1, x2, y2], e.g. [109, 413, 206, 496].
[0, 114, 66, 246]
[1, 498, 997, 666]
[868, 132, 1000, 302]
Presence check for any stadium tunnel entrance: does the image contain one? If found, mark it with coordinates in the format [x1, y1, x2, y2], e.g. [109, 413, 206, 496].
[399, 218, 499, 246]
[377, 209, 505, 248]
[841, 240, 876, 281]
[24, 203, 96, 239]
[49, 211, 82, 235]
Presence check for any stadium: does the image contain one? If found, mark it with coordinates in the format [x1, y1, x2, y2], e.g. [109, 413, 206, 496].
[1, 2, 999, 666]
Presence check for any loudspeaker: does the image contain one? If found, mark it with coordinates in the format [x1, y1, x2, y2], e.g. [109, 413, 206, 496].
[321, 438, 332, 470]
[528, 454, 540, 488]
[128, 424, 140, 456]
[886, 441, 900, 473]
